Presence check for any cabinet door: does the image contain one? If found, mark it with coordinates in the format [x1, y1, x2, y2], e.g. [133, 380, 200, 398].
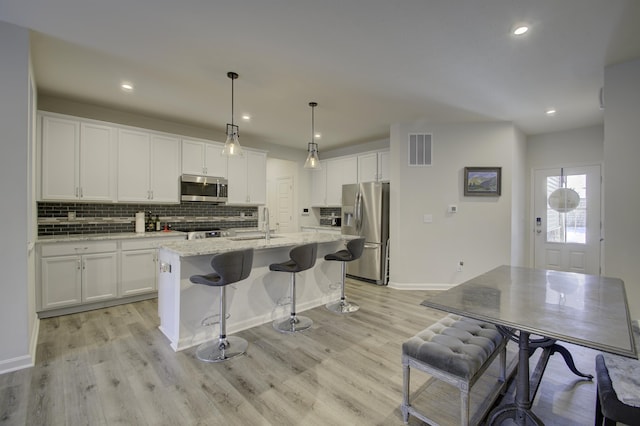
[342, 156, 358, 185]
[358, 153, 378, 183]
[310, 162, 327, 206]
[41, 255, 82, 309]
[181, 139, 205, 175]
[378, 150, 390, 182]
[121, 249, 157, 296]
[204, 143, 227, 177]
[227, 154, 248, 204]
[247, 151, 266, 204]
[41, 115, 79, 200]
[326, 156, 357, 206]
[150, 134, 180, 203]
[80, 122, 114, 201]
[82, 252, 118, 302]
[117, 129, 151, 202]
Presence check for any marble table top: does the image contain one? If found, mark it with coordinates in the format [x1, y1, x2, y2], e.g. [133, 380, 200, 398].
[158, 231, 352, 257]
[421, 265, 637, 358]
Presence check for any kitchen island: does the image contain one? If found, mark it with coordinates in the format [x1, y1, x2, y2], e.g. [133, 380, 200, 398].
[157, 232, 350, 351]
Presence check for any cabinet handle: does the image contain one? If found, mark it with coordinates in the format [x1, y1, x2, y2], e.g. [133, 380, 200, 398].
[80, 187, 83, 198]
[77, 259, 81, 270]
[150, 190, 154, 200]
[82, 260, 86, 270]
[75, 187, 79, 197]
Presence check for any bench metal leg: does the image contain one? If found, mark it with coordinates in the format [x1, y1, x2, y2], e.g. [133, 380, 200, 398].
[401, 358, 410, 423]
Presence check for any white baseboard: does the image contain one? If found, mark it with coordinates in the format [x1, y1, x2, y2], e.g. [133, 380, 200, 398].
[387, 281, 454, 291]
[0, 314, 39, 375]
[0, 354, 34, 375]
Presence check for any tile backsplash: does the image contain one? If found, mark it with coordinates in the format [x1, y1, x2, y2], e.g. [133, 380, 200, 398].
[38, 202, 259, 235]
[319, 207, 342, 226]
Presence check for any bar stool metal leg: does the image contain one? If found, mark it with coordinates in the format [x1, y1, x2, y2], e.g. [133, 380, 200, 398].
[326, 261, 360, 313]
[196, 286, 248, 362]
[273, 272, 313, 333]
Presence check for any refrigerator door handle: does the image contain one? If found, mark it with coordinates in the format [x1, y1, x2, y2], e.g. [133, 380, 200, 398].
[363, 243, 379, 249]
[355, 191, 363, 233]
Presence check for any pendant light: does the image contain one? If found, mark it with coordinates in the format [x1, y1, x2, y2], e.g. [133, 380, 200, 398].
[548, 168, 580, 213]
[222, 71, 243, 157]
[304, 102, 321, 169]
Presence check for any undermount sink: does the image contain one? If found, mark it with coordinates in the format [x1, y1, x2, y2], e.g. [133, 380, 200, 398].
[227, 235, 282, 241]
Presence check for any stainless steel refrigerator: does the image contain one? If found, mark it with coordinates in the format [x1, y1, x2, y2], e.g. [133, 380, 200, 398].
[341, 182, 390, 285]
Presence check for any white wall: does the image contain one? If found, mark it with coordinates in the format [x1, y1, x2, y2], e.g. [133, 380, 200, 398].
[526, 125, 605, 265]
[527, 125, 604, 168]
[603, 58, 640, 320]
[0, 21, 36, 374]
[389, 120, 523, 289]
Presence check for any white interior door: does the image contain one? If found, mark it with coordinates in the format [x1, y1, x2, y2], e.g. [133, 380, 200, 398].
[276, 177, 294, 233]
[533, 165, 601, 274]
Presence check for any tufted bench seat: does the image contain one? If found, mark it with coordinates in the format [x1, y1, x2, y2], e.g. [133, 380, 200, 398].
[401, 314, 507, 426]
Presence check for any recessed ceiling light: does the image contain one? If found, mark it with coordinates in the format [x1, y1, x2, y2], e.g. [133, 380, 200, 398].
[121, 82, 134, 92]
[513, 25, 529, 36]
[241, 114, 251, 121]
[314, 132, 321, 139]
[546, 109, 557, 116]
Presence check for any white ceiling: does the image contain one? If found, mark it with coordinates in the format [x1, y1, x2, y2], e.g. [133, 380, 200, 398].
[2, 0, 640, 151]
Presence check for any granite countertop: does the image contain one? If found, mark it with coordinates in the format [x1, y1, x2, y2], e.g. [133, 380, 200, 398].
[159, 232, 351, 257]
[301, 225, 342, 230]
[36, 231, 187, 243]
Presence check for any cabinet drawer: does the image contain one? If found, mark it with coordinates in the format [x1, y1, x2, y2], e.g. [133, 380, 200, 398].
[40, 241, 117, 257]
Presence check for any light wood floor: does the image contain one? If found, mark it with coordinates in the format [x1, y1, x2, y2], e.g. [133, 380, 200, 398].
[1, 279, 600, 425]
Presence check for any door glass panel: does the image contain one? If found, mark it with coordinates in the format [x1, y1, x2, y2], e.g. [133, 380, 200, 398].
[546, 174, 587, 244]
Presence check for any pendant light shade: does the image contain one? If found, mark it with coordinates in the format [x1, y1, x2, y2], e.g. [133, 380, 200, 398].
[222, 72, 243, 157]
[548, 168, 580, 213]
[304, 102, 321, 169]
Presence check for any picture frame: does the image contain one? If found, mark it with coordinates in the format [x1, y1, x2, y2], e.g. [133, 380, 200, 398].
[464, 167, 501, 196]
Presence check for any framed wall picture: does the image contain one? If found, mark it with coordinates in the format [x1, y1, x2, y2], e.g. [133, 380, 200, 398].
[464, 167, 501, 196]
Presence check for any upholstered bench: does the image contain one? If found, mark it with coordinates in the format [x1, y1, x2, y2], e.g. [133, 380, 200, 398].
[401, 314, 507, 426]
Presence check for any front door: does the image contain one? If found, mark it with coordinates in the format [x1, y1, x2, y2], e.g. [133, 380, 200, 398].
[533, 165, 601, 274]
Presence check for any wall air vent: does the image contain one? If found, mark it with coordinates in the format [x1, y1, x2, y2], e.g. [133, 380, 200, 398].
[408, 133, 432, 166]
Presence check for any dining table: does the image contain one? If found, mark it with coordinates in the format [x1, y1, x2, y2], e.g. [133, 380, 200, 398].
[421, 265, 637, 425]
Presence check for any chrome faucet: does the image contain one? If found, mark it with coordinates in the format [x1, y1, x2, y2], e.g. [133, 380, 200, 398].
[263, 206, 270, 242]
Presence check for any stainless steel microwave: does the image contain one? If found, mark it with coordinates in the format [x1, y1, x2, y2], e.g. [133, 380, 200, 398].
[180, 174, 228, 203]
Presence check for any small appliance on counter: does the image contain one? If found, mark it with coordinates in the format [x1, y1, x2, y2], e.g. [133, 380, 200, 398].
[331, 217, 341, 227]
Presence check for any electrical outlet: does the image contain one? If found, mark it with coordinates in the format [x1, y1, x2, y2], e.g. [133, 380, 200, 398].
[456, 261, 464, 272]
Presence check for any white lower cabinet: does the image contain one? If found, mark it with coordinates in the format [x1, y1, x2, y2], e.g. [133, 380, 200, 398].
[120, 239, 168, 296]
[40, 241, 118, 310]
[38, 235, 185, 315]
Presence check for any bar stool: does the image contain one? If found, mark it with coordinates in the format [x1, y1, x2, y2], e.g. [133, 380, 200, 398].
[269, 243, 317, 333]
[189, 248, 253, 362]
[325, 238, 365, 313]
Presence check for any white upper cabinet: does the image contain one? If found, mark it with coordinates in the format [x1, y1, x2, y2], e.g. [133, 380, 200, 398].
[310, 161, 328, 207]
[41, 114, 115, 201]
[227, 149, 267, 205]
[357, 150, 390, 183]
[150, 134, 181, 203]
[117, 129, 180, 203]
[310, 157, 358, 207]
[181, 138, 227, 177]
[326, 156, 358, 206]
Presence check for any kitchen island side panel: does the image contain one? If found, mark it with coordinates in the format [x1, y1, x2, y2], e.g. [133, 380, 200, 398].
[157, 238, 343, 351]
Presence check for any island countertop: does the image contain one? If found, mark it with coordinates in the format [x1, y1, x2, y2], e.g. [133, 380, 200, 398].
[159, 231, 351, 257]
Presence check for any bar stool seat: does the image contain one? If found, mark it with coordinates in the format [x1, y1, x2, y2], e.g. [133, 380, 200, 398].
[189, 248, 253, 362]
[269, 243, 317, 333]
[325, 238, 365, 314]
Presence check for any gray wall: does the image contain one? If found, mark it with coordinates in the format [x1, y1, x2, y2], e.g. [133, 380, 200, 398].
[388, 120, 526, 288]
[0, 21, 35, 373]
[604, 58, 640, 319]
